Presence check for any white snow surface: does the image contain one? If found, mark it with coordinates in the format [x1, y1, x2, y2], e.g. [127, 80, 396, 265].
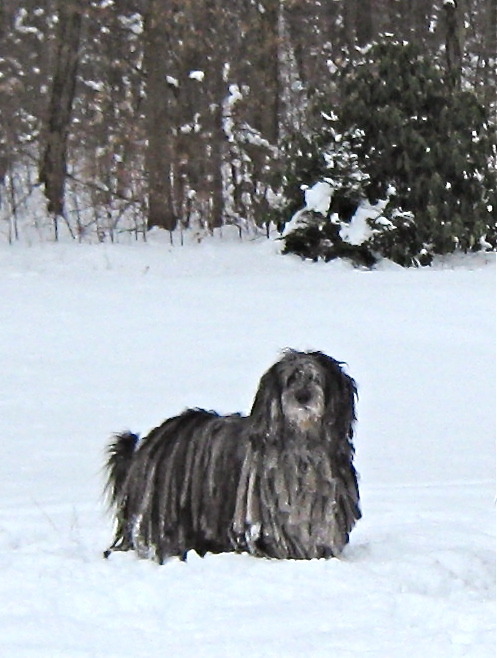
[1, 229, 495, 657]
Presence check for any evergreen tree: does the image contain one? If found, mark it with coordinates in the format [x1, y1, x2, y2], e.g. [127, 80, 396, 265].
[278, 116, 375, 267]
[276, 114, 369, 223]
[339, 40, 496, 258]
[282, 39, 496, 266]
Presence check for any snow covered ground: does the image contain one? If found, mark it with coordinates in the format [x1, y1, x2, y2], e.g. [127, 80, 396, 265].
[0, 230, 495, 657]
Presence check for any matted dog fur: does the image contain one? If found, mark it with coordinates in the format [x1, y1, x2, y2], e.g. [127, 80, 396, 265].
[104, 349, 361, 562]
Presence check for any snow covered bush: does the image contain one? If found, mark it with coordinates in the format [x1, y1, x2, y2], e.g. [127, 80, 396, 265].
[281, 217, 377, 268]
[277, 115, 377, 266]
[275, 114, 369, 225]
[366, 207, 433, 267]
[339, 39, 497, 259]
[281, 39, 496, 267]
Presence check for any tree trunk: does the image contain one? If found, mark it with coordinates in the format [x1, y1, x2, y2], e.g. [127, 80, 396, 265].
[444, 0, 463, 90]
[483, 0, 497, 109]
[355, 0, 373, 47]
[342, 0, 356, 52]
[250, 0, 280, 143]
[204, 63, 225, 229]
[143, 1, 179, 232]
[40, 0, 83, 223]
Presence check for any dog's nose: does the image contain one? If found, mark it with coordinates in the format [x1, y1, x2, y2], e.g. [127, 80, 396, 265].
[295, 389, 311, 405]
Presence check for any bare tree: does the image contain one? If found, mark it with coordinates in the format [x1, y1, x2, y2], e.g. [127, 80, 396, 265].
[443, 0, 464, 89]
[251, 0, 281, 143]
[356, 0, 373, 47]
[40, 0, 84, 236]
[482, 0, 497, 109]
[142, 1, 179, 232]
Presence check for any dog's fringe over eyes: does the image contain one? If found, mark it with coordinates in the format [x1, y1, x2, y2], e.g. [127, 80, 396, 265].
[104, 349, 361, 563]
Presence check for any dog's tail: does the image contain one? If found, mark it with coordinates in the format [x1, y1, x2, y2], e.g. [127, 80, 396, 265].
[104, 431, 139, 507]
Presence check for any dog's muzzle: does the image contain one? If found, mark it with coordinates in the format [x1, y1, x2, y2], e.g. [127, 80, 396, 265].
[282, 384, 325, 429]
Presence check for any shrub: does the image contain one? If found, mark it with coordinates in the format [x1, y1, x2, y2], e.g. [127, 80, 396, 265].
[281, 39, 496, 266]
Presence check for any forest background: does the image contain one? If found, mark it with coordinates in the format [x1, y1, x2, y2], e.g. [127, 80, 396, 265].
[1, 0, 496, 264]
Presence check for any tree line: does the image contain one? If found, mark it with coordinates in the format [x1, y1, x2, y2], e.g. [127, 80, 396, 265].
[0, 0, 495, 246]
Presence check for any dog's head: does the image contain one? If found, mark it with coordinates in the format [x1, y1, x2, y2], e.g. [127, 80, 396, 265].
[278, 352, 326, 430]
[250, 350, 356, 438]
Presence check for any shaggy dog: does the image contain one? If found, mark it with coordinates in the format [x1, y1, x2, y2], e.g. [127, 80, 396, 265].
[104, 350, 360, 563]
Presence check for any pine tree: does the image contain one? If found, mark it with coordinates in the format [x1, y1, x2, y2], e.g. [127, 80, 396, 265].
[279, 115, 375, 266]
[339, 40, 496, 260]
[281, 39, 496, 266]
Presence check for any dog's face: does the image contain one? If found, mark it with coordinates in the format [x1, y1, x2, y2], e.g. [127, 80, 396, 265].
[250, 349, 355, 438]
[279, 356, 326, 430]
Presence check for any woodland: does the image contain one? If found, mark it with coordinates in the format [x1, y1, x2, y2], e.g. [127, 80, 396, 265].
[0, 0, 496, 264]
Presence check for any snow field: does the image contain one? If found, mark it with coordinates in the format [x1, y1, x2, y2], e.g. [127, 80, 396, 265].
[0, 233, 494, 656]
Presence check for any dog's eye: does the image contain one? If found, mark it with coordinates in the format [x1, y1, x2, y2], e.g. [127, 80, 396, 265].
[285, 368, 322, 389]
[306, 371, 322, 386]
[286, 373, 297, 387]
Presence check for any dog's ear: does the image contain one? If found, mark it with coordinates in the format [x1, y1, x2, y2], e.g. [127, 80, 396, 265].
[249, 362, 284, 431]
[310, 351, 357, 440]
[311, 352, 356, 402]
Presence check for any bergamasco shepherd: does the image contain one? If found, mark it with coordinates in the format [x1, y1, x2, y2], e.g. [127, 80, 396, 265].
[104, 349, 361, 563]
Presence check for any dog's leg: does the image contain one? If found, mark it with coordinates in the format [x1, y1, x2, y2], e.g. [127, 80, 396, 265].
[103, 534, 133, 559]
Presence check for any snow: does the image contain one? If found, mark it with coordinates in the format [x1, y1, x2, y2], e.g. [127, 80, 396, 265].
[165, 75, 179, 88]
[338, 200, 388, 245]
[303, 180, 333, 215]
[189, 70, 205, 82]
[0, 230, 495, 657]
